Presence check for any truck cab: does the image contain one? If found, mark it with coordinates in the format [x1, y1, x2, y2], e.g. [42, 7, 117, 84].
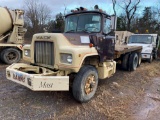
[65, 11, 112, 34]
[128, 34, 159, 62]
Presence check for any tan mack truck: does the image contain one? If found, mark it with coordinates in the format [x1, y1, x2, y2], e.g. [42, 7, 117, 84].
[6, 7, 142, 103]
[0, 7, 26, 64]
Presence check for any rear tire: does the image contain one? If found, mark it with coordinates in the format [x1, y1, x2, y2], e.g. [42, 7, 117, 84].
[122, 54, 129, 70]
[1, 48, 21, 64]
[128, 53, 138, 71]
[72, 65, 98, 103]
[137, 53, 142, 67]
[0, 50, 5, 62]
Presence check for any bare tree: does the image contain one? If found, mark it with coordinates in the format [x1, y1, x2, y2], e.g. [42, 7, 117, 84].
[157, 2, 160, 33]
[38, 3, 51, 27]
[23, 0, 51, 36]
[112, 0, 117, 16]
[119, 0, 140, 31]
[157, 2, 160, 22]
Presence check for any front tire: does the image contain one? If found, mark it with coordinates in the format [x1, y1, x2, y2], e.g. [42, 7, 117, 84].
[72, 65, 98, 103]
[153, 52, 158, 60]
[1, 48, 21, 64]
[148, 53, 153, 63]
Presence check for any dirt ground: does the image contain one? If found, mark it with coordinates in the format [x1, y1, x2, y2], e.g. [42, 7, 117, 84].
[0, 60, 160, 120]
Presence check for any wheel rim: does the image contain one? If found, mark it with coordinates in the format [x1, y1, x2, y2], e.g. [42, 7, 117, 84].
[84, 74, 96, 95]
[139, 56, 141, 65]
[133, 56, 138, 69]
[6, 52, 18, 61]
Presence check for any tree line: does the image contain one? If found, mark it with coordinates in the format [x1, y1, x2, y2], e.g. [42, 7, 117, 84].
[114, 0, 160, 34]
[24, 0, 64, 39]
[24, 0, 160, 39]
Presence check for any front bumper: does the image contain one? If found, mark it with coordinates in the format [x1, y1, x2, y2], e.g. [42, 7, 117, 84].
[141, 53, 151, 59]
[6, 63, 69, 91]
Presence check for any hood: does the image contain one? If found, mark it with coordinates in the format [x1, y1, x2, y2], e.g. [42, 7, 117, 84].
[127, 43, 151, 48]
[32, 33, 92, 46]
[63, 33, 90, 45]
[128, 43, 153, 53]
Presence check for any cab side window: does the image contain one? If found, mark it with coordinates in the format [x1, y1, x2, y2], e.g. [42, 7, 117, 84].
[103, 18, 111, 34]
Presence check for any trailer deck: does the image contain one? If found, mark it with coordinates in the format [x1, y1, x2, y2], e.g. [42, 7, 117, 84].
[114, 45, 142, 59]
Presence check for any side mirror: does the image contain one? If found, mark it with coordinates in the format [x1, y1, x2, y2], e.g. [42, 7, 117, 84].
[111, 15, 117, 31]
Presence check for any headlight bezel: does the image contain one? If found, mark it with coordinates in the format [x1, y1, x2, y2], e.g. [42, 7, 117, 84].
[24, 49, 31, 57]
[60, 53, 73, 64]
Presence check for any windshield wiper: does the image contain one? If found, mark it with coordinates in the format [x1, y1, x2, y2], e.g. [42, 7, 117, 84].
[129, 42, 137, 43]
[66, 29, 91, 33]
[130, 42, 148, 44]
[139, 42, 148, 44]
[65, 30, 75, 33]
[77, 29, 91, 33]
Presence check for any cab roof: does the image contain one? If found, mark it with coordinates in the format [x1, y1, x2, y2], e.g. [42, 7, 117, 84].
[65, 10, 111, 18]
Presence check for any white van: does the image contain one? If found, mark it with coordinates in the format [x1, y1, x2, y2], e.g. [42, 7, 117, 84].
[128, 34, 159, 63]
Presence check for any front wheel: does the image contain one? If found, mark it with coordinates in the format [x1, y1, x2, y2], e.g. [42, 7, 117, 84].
[72, 65, 98, 103]
[153, 52, 158, 60]
[148, 54, 153, 63]
[1, 48, 21, 64]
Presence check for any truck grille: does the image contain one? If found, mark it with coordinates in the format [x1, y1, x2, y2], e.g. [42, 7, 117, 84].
[34, 41, 54, 66]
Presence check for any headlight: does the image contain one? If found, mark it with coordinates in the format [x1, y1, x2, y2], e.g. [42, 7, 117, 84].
[60, 53, 72, 64]
[67, 55, 72, 63]
[24, 49, 31, 57]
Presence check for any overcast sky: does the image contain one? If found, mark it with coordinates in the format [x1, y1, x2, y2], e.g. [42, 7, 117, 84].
[0, 0, 158, 19]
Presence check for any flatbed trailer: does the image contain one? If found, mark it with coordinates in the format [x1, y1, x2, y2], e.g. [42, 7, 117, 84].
[114, 45, 142, 71]
[115, 45, 142, 59]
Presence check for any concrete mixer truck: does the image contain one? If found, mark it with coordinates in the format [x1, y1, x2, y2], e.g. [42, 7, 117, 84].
[0, 7, 26, 64]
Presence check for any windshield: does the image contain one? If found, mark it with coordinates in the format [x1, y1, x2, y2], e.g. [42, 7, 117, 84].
[128, 35, 152, 44]
[65, 13, 101, 33]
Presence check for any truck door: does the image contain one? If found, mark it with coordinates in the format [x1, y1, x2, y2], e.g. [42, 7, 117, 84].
[90, 34, 115, 62]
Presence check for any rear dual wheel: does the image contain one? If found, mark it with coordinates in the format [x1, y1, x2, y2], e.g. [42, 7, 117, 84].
[122, 54, 129, 70]
[122, 52, 140, 71]
[137, 53, 142, 67]
[128, 53, 138, 71]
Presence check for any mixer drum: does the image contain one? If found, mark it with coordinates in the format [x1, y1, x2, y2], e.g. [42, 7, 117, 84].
[0, 7, 12, 36]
